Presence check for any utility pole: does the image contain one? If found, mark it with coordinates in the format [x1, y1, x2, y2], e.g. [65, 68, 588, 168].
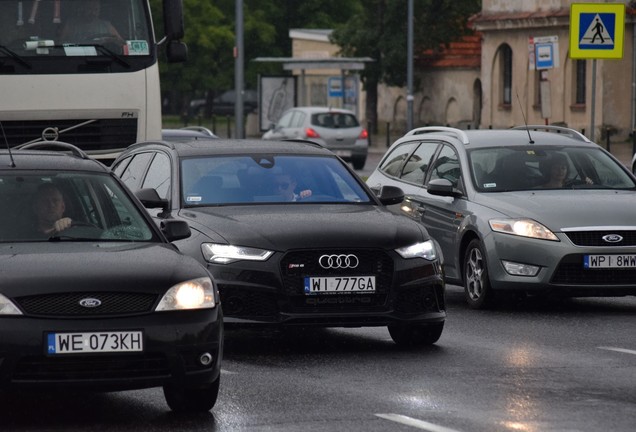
[234, 0, 245, 138]
[407, 0, 414, 131]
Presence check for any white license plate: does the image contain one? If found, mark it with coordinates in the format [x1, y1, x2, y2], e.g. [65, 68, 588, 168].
[47, 331, 144, 355]
[584, 254, 636, 269]
[335, 150, 352, 158]
[304, 276, 376, 294]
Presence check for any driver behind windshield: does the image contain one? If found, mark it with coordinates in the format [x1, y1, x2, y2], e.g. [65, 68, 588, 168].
[32, 183, 72, 236]
[59, 0, 123, 44]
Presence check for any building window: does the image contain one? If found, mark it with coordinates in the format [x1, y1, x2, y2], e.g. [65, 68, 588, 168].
[502, 45, 512, 105]
[575, 60, 586, 105]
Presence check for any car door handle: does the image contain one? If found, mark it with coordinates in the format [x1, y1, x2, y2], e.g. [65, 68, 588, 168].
[413, 205, 426, 217]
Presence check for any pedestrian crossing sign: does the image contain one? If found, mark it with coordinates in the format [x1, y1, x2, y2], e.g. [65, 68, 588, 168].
[570, 3, 625, 59]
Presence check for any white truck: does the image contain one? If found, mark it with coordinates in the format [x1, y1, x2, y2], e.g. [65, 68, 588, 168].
[0, 0, 186, 163]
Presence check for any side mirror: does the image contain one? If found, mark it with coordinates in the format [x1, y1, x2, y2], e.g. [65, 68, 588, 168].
[161, 219, 191, 241]
[166, 40, 187, 63]
[427, 178, 460, 197]
[377, 185, 405, 206]
[135, 188, 169, 211]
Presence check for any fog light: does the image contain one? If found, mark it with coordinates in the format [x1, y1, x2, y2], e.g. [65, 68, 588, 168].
[199, 352, 213, 366]
[502, 260, 540, 277]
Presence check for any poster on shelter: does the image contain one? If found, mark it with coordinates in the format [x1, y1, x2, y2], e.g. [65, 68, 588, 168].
[259, 76, 296, 131]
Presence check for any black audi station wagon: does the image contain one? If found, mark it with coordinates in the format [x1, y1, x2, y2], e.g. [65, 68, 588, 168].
[0, 143, 223, 413]
[112, 138, 446, 347]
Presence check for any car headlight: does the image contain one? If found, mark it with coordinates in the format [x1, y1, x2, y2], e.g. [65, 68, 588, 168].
[0, 294, 22, 315]
[155, 277, 216, 311]
[489, 218, 559, 241]
[201, 243, 274, 264]
[396, 240, 437, 261]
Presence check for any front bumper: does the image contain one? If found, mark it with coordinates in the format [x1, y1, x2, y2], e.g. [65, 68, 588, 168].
[0, 308, 223, 391]
[209, 249, 446, 327]
[485, 231, 636, 296]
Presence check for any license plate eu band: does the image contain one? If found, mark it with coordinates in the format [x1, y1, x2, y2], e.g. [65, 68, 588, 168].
[304, 276, 376, 294]
[47, 331, 144, 355]
[584, 254, 636, 269]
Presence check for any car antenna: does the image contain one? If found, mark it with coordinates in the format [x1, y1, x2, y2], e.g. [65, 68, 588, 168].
[1, 122, 16, 167]
[516, 90, 534, 144]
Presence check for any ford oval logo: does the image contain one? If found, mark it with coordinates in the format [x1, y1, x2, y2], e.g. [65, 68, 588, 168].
[79, 298, 102, 308]
[602, 234, 623, 243]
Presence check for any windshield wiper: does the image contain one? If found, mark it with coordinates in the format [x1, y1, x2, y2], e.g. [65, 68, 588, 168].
[48, 236, 98, 242]
[0, 45, 32, 69]
[87, 44, 131, 69]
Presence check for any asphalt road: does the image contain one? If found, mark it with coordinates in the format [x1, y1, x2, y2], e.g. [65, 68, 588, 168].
[3, 285, 635, 432]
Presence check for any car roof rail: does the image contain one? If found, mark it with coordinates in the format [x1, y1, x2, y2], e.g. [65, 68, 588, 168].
[403, 126, 470, 145]
[511, 125, 591, 143]
[15, 141, 90, 159]
[128, 140, 176, 151]
[181, 126, 216, 136]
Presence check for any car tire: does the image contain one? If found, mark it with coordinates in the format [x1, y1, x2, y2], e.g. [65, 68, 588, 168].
[352, 156, 366, 170]
[163, 376, 220, 413]
[463, 239, 495, 309]
[387, 322, 444, 347]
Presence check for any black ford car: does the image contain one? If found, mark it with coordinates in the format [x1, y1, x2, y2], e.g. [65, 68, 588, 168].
[0, 143, 223, 413]
[112, 139, 446, 347]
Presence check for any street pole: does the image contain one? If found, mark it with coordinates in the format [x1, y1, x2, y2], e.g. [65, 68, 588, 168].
[590, 58, 596, 142]
[407, 0, 414, 131]
[234, 0, 245, 138]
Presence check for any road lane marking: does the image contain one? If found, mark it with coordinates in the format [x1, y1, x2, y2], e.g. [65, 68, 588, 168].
[375, 414, 463, 432]
[598, 346, 636, 356]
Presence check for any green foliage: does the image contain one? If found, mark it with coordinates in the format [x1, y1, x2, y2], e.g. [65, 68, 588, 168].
[151, 0, 478, 115]
[332, 0, 480, 89]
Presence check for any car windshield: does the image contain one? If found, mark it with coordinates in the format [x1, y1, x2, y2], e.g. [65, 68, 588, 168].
[468, 146, 636, 192]
[181, 155, 372, 205]
[0, 172, 155, 242]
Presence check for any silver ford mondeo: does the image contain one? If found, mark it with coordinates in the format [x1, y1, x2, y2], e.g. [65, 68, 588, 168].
[367, 125, 636, 309]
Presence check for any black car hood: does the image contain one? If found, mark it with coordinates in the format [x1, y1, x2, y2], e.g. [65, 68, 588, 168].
[0, 243, 208, 297]
[179, 204, 427, 250]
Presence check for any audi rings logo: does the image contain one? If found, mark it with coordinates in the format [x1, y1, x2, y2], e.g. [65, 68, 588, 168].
[319, 254, 359, 269]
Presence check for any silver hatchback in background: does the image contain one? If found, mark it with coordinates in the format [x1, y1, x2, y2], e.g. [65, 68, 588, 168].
[262, 106, 369, 170]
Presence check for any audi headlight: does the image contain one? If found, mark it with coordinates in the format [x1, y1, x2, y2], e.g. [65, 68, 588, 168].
[155, 277, 216, 311]
[0, 294, 22, 315]
[396, 240, 437, 261]
[489, 218, 559, 241]
[201, 243, 273, 264]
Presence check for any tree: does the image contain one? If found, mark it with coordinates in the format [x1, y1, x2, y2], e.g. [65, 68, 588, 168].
[331, 0, 480, 132]
[152, 0, 362, 116]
